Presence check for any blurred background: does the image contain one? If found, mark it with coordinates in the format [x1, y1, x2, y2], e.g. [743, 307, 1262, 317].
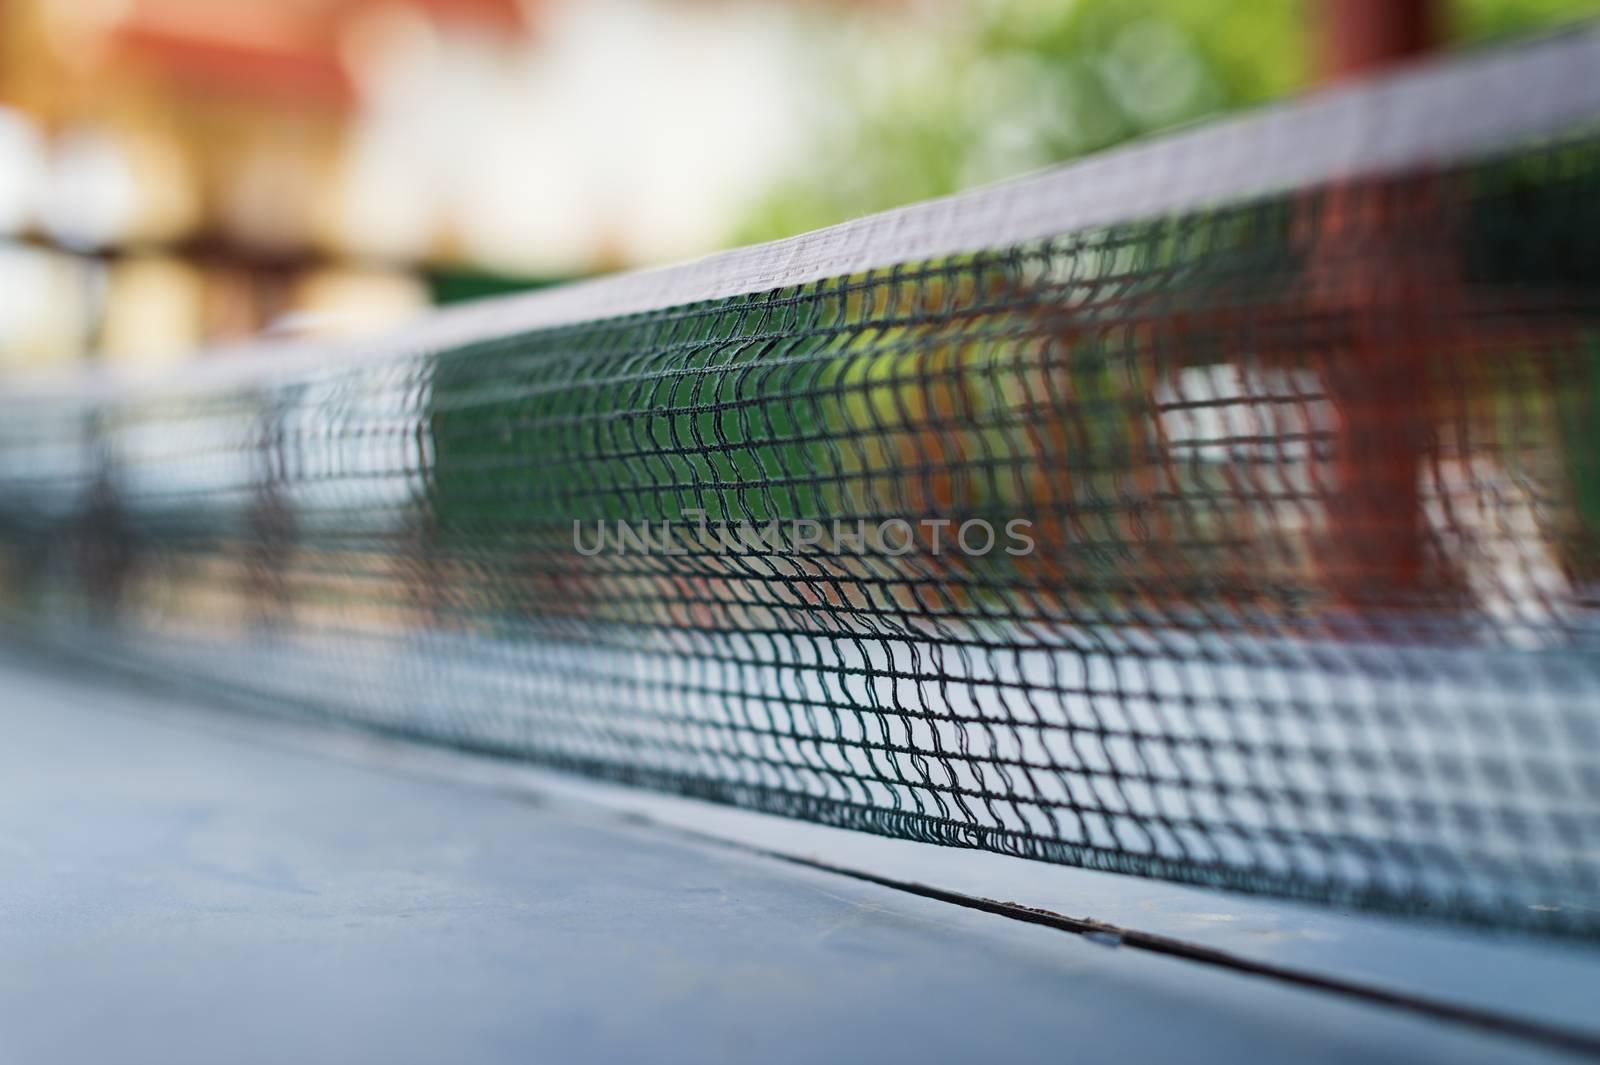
[0, 0, 1595, 377]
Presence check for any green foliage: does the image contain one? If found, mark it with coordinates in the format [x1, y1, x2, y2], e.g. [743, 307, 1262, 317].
[1453, 0, 1600, 40]
[736, 0, 1600, 246]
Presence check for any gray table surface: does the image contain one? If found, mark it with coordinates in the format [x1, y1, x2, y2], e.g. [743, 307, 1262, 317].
[0, 656, 1589, 1065]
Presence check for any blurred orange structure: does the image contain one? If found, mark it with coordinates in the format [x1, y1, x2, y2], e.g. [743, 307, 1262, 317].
[0, 0, 534, 358]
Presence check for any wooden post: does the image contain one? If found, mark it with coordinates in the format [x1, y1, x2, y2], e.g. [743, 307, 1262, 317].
[1320, 0, 1438, 80]
[1314, 0, 1441, 612]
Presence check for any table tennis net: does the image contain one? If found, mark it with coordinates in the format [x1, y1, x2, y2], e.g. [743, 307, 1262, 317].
[2, 29, 1599, 937]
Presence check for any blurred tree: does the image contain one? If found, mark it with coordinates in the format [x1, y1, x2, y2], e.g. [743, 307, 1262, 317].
[736, 0, 1600, 245]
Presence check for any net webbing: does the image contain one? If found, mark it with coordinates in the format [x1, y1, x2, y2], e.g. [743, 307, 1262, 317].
[3, 28, 1600, 937]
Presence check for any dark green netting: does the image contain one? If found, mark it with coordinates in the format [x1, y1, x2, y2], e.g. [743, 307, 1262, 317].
[2, 125, 1599, 940]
